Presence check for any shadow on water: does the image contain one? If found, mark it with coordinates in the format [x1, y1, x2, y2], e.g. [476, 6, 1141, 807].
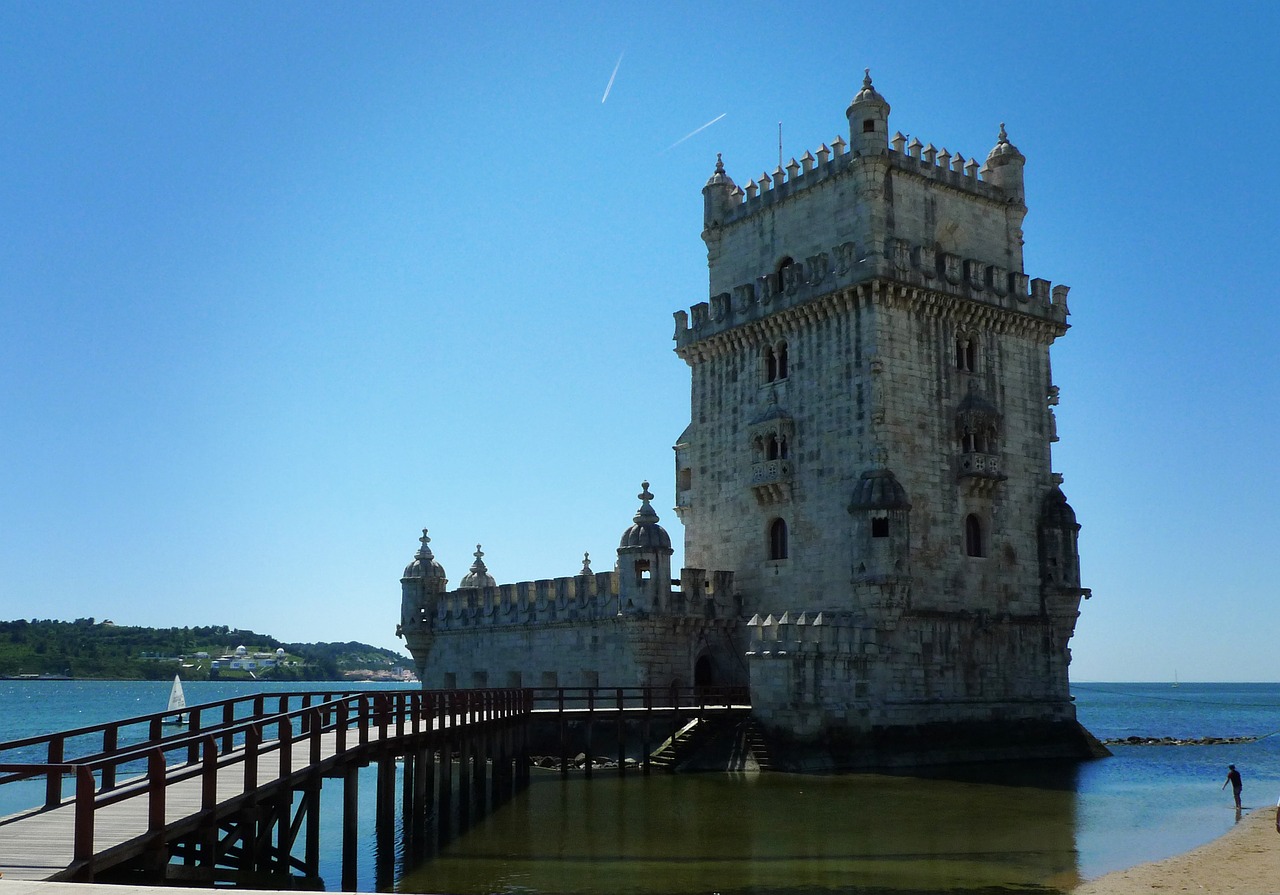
[397, 768, 1083, 895]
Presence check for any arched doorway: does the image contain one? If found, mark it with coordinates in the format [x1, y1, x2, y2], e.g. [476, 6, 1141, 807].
[694, 654, 714, 691]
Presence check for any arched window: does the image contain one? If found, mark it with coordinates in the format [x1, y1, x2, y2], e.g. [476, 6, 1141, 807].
[778, 435, 789, 459]
[769, 518, 789, 560]
[776, 341, 788, 379]
[766, 435, 779, 460]
[764, 346, 777, 382]
[775, 257, 794, 295]
[964, 514, 986, 557]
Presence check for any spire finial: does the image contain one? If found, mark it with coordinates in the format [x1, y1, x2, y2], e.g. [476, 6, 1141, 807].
[472, 544, 485, 566]
[416, 528, 434, 559]
[633, 481, 659, 525]
[998, 122, 1008, 144]
[715, 152, 724, 173]
[581, 552, 592, 575]
[863, 67, 872, 88]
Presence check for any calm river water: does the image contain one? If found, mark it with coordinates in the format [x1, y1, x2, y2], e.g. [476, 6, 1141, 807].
[3, 680, 1278, 894]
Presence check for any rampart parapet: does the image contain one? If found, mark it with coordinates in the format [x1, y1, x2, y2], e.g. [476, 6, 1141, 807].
[674, 235, 1070, 353]
[402, 566, 737, 634]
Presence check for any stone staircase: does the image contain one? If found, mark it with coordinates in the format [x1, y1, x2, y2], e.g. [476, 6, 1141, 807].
[648, 714, 772, 772]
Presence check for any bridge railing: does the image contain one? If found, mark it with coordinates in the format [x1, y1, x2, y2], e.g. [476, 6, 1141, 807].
[527, 685, 750, 713]
[0, 688, 530, 871]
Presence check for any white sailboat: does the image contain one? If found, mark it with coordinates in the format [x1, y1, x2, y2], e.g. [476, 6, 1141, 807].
[166, 674, 188, 725]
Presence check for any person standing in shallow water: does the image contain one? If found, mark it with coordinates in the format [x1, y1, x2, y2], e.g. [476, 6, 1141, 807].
[1223, 764, 1243, 809]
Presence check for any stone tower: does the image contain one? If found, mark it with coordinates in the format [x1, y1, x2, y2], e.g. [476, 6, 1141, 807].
[673, 73, 1092, 763]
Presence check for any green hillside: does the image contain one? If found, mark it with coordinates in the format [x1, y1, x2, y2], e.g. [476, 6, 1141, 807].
[0, 618, 414, 681]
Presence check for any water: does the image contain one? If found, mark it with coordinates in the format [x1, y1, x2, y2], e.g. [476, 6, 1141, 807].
[3, 680, 1278, 893]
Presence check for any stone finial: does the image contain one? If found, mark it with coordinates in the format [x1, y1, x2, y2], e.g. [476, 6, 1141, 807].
[471, 544, 486, 571]
[417, 529, 434, 560]
[581, 552, 592, 576]
[633, 481, 659, 525]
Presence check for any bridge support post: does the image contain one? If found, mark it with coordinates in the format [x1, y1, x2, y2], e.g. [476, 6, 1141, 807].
[375, 754, 396, 892]
[341, 765, 359, 892]
[437, 741, 452, 847]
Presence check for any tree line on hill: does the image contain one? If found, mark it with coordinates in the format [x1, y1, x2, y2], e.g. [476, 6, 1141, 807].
[0, 618, 413, 681]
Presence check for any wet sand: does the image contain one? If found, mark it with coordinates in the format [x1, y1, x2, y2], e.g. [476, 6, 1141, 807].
[1073, 805, 1280, 894]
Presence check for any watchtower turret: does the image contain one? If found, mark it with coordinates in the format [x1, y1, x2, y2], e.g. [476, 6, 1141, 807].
[398, 529, 448, 671]
[616, 482, 673, 614]
[983, 123, 1026, 203]
[846, 69, 890, 155]
[702, 153, 739, 232]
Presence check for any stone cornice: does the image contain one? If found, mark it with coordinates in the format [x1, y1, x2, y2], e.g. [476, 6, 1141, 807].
[675, 277, 1069, 365]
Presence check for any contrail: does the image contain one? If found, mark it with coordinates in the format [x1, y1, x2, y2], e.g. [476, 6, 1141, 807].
[665, 113, 727, 151]
[601, 53, 623, 103]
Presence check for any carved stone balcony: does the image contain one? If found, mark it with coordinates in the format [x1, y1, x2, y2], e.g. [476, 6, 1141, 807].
[751, 459, 793, 505]
[958, 452, 1005, 497]
[958, 452, 1001, 478]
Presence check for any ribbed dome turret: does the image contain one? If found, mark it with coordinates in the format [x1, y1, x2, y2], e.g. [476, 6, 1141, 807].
[849, 467, 911, 511]
[851, 68, 889, 109]
[846, 69, 891, 155]
[704, 153, 736, 190]
[984, 123, 1026, 201]
[702, 153, 740, 230]
[618, 481, 672, 551]
[459, 544, 496, 588]
[985, 122, 1025, 165]
[1040, 487, 1079, 529]
[403, 529, 447, 580]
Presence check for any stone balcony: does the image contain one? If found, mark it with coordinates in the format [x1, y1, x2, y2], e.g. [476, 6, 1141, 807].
[751, 459, 793, 505]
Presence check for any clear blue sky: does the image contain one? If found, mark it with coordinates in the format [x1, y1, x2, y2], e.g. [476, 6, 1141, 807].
[0, 2, 1275, 682]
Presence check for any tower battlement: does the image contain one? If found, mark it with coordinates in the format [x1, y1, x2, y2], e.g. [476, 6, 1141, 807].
[674, 236, 1070, 355]
[400, 565, 737, 634]
[713, 131, 1005, 228]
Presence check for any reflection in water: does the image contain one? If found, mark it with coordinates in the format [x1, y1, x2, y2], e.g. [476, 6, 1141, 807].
[399, 769, 1081, 894]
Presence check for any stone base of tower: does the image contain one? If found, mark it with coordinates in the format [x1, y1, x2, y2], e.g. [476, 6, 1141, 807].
[745, 610, 1106, 768]
[753, 716, 1107, 771]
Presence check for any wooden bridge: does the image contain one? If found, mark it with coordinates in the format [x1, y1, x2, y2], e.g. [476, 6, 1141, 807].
[0, 686, 749, 890]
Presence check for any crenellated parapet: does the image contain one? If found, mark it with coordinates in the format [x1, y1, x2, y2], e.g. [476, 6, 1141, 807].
[674, 236, 1070, 354]
[746, 611, 883, 659]
[402, 567, 738, 634]
[704, 130, 1015, 232]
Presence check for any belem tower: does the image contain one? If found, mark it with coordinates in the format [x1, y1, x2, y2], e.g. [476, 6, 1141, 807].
[397, 73, 1095, 767]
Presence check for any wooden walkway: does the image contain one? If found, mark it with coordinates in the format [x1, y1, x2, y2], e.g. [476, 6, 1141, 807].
[0, 686, 748, 888]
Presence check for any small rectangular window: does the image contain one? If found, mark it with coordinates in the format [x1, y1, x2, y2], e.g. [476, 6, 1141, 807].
[871, 517, 889, 538]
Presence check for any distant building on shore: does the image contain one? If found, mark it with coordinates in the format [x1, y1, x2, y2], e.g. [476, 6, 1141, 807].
[397, 72, 1092, 767]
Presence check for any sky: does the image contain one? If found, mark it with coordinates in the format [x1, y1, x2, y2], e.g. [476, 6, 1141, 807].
[0, 2, 1275, 682]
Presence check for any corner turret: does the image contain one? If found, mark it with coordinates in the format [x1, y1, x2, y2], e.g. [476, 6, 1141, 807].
[848, 462, 913, 595]
[702, 153, 739, 232]
[398, 528, 447, 645]
[616, 481, 673, 614]
[983, 123, 1026, 203]
[846, 69, 890, 156]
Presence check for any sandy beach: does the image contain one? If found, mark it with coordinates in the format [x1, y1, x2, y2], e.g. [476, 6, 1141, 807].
[1073, 805, 1280, 894]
